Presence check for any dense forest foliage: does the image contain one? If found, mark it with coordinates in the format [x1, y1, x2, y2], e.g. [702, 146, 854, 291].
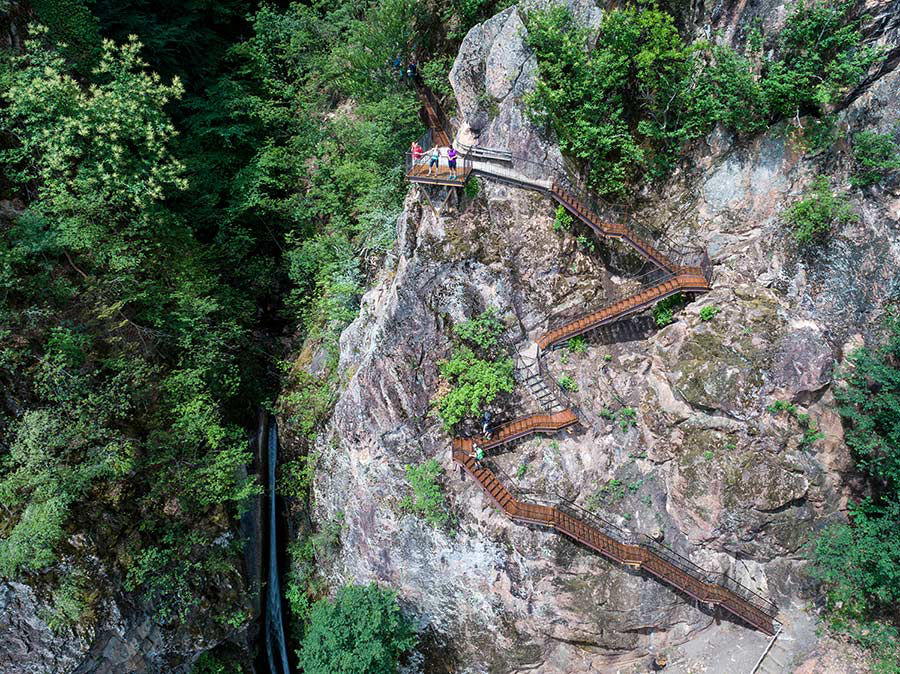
[524, 1, 880, 196]
[0, 0, 506, 667]
[0, 0, 897, 670]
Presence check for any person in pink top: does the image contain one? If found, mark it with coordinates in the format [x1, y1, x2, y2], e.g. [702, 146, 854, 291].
[410, 141, 424, 169]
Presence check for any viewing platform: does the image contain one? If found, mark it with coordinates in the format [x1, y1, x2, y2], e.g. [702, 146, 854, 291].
[405, 156, 472, 187]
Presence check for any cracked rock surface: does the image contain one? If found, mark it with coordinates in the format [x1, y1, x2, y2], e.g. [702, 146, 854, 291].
[297, 1, 900, 672]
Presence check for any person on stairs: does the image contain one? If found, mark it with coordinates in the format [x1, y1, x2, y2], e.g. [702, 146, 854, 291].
[481, 411, 492, 440]
[473, 444, 484, 466]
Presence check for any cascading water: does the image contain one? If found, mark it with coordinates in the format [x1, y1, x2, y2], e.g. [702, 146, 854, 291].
[265, 419, 291, 674]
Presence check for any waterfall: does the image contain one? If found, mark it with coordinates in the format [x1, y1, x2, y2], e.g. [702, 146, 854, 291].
[265, 418, 291, 674]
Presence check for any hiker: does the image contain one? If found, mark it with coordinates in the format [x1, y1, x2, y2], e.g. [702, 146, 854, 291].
[406, 62, 417, 80]
[427, 146, 441, 176]
[410, 141, 424, 169]
[447, 145, 459, 180]
[481, 411, 492, 439]
[473, 444, 484, 465]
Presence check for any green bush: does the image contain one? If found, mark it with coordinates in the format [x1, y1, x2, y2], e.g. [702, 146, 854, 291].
[784, 176, 857, 244]
[400, 459, 449, 527]
[568, 335, 587, 355]
[464, 176, 481, 198]
[698, 306, 719, 321]
[451, 308, 504, 351]
[851, 130, 900, 188]
[553, 205, 573, 233]
[652, 293, 683, 327]
[299, 583, 417, 674]
[436, 310, 514, 430]
[558, 375, 578, 392]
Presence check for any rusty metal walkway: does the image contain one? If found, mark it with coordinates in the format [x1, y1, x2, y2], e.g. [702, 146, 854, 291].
[407, 81, 777, 636]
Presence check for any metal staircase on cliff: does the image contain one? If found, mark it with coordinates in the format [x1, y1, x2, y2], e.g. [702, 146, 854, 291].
[407, 81, 778, 636]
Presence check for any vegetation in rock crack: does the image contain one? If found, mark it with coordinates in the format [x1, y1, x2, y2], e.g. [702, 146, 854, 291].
[813, 310, 900, 670]
[553, 205, 573, 232]
[436, 310, 515, 430]
[653, 293, 683, 327]
[577, 234, 596, 252]
[618, 407, 638, 432]
[767, 399, 824, 447]
[400, 459, 450, 527]
[523, 2, 882, 196]
[299, 583, 417, 674]
[784, 176, 857, 244]
[558, 375, 578, 392]
[698, 305, 720, 321]
[568, 335, 588, 355]
[851, 130, 900, 188]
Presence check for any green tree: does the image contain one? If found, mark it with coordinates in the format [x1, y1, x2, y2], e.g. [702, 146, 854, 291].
[760, 0, 881, 118]
[299, 583, 417, 674]
[332, 0, 433, 101]
[2, 28, 188, 274]
[851, 130, 900, 188]
[436, 310, 514, 430]
[400, 459, 449, 527]
[523, 3, 882, 195]
[811, 310, 900, 669]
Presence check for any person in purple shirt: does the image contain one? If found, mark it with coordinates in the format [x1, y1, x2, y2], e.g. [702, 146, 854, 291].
[447, 146, 459, 180]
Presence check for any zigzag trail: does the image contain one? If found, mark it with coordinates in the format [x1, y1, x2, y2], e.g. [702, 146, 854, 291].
[407, 81, 779, 636]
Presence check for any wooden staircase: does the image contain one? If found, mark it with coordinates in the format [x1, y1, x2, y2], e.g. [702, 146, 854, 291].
[408, 81, 778, 637]
[537, 271, 711, 350]
[477, 410, 578, 451]
[452, 439, 778, 636]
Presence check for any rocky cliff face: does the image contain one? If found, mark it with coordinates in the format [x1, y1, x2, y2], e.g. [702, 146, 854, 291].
[302, 1, 900, 673]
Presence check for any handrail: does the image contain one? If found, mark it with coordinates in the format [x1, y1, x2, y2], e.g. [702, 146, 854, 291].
[472, 453, 777, 620]
[461, 449, 777, 626]
[457, 142, 513, 162]
[413, 76, 454, 144]
[543, 266, 676, 333]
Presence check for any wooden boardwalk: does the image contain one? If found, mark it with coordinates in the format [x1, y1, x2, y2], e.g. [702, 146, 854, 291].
[537, 271, 710, 350]
[408, 80, 778, 637]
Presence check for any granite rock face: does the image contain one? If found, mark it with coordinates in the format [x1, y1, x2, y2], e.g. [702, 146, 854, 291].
[303, 1, 900, 672]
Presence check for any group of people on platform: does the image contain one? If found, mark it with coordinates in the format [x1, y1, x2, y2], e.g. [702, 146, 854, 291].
[409, 141, 461, 180]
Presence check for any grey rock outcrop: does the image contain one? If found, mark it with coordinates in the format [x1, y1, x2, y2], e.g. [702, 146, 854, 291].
[300, 1, 900, 672]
